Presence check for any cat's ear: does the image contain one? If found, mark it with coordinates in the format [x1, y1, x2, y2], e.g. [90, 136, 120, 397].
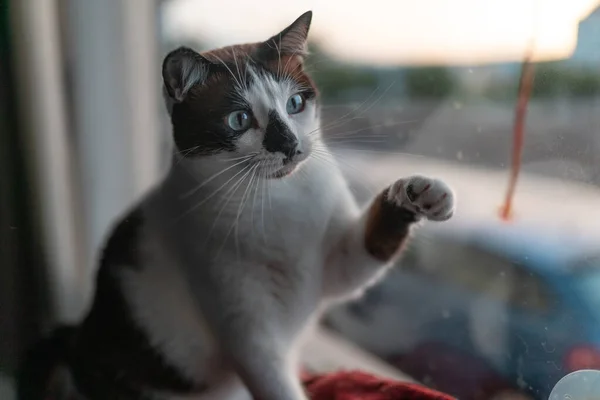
[259, 11, 313, 59]
[162, 47, 209, 103]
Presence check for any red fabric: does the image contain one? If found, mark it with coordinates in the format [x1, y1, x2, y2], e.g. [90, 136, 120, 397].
[302, 370, 455, 400]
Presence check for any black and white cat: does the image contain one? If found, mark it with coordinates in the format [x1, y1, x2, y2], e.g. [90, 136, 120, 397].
[18, 11, 455, 400]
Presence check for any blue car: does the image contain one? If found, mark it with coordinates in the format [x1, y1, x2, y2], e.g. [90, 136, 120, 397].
[324, 222, 600, 400]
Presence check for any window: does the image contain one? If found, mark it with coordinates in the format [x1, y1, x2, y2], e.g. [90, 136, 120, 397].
[6, 1, 598, 400]
[157, 2, 600, 399]
[414, 238, 552, 312]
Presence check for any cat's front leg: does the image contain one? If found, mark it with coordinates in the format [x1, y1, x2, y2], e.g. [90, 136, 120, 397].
[191, 275, 307, 400]
[367, 175, 455, 258]
[218, 327, 307, 400]
[322, 175, 455, 300]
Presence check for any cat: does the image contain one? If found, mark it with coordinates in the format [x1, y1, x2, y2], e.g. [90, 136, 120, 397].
[17, 11, 455, 400]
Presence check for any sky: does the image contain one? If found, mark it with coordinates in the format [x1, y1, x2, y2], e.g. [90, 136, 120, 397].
[162, 0, 600, 66]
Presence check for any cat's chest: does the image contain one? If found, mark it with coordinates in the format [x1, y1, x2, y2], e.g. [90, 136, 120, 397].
[193, 170, 339, 255]
[249, 176, 337, 252]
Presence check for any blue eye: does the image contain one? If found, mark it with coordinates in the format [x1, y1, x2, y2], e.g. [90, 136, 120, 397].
[226, 110, 252, 132]
[286, 93, 305, 115]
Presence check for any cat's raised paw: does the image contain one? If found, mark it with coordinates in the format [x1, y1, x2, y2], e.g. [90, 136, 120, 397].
[387, 175, 455, 221]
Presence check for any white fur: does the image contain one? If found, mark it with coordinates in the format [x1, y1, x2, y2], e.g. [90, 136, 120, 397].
[235, 64, 315, 157]
[118, 70, 454, 400]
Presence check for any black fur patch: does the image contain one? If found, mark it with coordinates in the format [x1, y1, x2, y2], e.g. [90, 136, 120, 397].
[17, 326, 77, 400]
[364, 189, 419, 262]
[70, 207, 199, 399]
[263, 110, 298, 158]
[170, 91, 241, 157]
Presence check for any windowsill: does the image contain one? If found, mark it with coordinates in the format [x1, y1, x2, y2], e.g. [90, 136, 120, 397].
[301, 326, 415, 383]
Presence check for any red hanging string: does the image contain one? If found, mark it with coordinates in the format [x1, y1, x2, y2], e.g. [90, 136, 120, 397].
[499, 53, 536, 221]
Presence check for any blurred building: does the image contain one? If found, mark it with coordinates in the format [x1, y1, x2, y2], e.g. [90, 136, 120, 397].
[569, 7, 600, 66]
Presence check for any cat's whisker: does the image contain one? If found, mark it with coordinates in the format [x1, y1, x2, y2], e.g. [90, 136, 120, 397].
[319, 104, 365, 109]
[249, 160, 264, 238]
[328, 147, 425, 158]
[354, 80, 396, 117]
[325, 133, 389, 141]
[178, 162, 254, 220]
[326, 139, 387, 146]
[226, 163, 261, 259]
[326, 134, 390, 140]
[295, 160, 310, 184]
[310, 118, 415, 145]
[173, 146, 204, 167]
[248, 163, 264, 231]
[243, 61, 250, 91]
[310, 144, 378, 194]
[259, 162, 269, 245]
[307, 82, 397, 139]
[305, 102, 376, 139]
[180, 156, 254, 199]
[322, 119, 418, 137]
[203, 162, 256, 248]
[178, 146, 201, 157]
[219, 163, 257, 204]
[273, 35, 283, 79]
[312, 154, 376, 197]
[306, 85, 384, 135]
[304, 93, 381, 138]
[326, 130, 390, 137]
[220, 153, 259, 163]
[266, 163, 274, 216]
[280, 46, 304, 82]
[233, 166, 255, 258]
[210, 52, 244, 92]
[230, 48, 248, 90]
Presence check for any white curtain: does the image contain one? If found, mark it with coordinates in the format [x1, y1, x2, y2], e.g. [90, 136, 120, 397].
[10, 0, 164, 323]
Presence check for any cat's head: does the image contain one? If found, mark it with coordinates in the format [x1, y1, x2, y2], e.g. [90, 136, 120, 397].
[162, 11, 319, 179]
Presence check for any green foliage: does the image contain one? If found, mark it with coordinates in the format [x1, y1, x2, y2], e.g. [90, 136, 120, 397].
[311, 67, 379, 101]
[483, 62, 600, 101]
[306, 42, 379, 101]
[405, 66, 454, 98]
[533, 64, 600, 98]
[531, 63, 563, 97]
[306, 42, 456, 101]
[561, 69, 600, 97]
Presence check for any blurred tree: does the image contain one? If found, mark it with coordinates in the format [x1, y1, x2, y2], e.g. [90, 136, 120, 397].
[569, 70, 600, 96]
[483, 62, 600, 100]
[532, 62, 600, 98]
[306, 42, 379, 102]
[531, 63, 561, 97]
[405, 66, 455, 98]
[312, 67, 379, 101]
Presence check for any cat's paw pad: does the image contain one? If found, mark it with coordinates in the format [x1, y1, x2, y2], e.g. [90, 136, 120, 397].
[387, 175, 455, 221]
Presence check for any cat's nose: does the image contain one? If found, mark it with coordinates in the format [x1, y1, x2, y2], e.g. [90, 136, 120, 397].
[264, 110, 301, 160]
[282, 140, 299, 158]
[265, 130, 298, 160]
[282, 143, 301, 164]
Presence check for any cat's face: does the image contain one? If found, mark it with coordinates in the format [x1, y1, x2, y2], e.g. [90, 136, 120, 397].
[162, 11, 319, 179]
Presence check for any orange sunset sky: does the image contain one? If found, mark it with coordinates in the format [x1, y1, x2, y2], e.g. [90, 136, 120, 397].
[162, 0, 600, 65]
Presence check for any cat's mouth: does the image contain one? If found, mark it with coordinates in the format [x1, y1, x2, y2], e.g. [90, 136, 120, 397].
[268, 163, 299, 179]
[264, 149, 310, 179]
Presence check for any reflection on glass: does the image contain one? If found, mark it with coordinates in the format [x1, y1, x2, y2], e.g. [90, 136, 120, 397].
[160, 2, 600, 399]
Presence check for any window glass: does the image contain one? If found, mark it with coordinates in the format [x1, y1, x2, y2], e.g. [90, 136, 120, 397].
[158, 2, 600, 399]
[413, 239, 552, 312]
